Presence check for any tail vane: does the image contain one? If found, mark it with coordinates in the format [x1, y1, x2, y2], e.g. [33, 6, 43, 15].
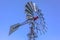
[9, 23, 20, 35]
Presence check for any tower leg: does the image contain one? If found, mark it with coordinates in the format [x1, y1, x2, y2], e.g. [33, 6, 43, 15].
[27, 22, 37, 40]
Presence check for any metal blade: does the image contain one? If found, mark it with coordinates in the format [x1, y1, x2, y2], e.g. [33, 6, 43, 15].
[25, 9, 32, 14]
[25, 4, 33, 14]
[27, 2, 33, 12]
[25, 1, 34, 16]
[28, 1, 34, 11]
[33, 3, 37, 12]
[36, 4, 47, 35]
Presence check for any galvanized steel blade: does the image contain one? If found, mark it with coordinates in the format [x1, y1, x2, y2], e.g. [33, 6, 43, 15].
[25, 1, 34, 17]
[34, 8, 47, 34]
[25, 3, 33, 14]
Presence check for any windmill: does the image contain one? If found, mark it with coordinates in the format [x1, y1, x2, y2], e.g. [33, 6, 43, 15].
[9, 1, 47, 40]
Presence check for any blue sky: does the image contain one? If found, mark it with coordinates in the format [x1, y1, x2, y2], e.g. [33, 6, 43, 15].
[0, 0, 60, 40]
